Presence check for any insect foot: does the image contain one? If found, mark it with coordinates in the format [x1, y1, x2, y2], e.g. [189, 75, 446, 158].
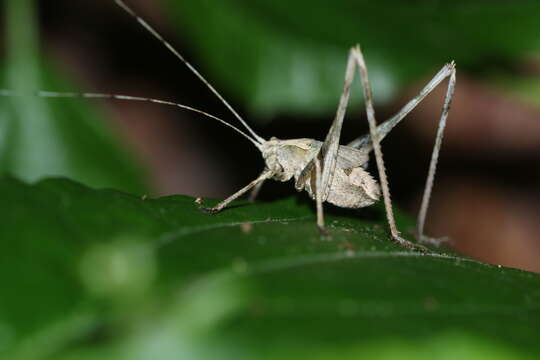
[198, 206, 220, 215]
[392, 235, 430, 254]
[318, 225, 330, 237]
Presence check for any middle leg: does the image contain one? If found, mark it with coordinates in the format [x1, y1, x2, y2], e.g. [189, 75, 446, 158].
[350, 45, 425, 251]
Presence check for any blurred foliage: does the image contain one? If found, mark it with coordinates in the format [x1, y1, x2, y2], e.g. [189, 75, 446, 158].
[0, 176, 539, 359]
[0, 0, 146, 193]
[169, 0, 540, 118]
[493, 74, 540, 109]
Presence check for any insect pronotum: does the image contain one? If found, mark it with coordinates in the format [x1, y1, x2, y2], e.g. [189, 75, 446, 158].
[1, 0, 456, 251]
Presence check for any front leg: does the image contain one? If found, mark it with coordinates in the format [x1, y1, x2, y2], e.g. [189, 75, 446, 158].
[199, 170, 273, 214]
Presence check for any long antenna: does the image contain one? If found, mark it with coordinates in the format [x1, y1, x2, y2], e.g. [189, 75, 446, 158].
[0, 89, 262, 150]
[114, 0, 265, 144]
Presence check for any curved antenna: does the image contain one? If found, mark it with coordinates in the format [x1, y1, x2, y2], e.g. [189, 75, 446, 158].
[114, 0, 265, 145]
[0, 89, 262, 150]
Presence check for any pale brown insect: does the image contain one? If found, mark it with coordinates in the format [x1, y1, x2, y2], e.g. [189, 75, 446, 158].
[0, 1, 456, 250]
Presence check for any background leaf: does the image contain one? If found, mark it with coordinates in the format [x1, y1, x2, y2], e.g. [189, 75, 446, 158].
[0, 0, 146, 194]
[169, 0, 540, 117]
[1, 176, 539, 359]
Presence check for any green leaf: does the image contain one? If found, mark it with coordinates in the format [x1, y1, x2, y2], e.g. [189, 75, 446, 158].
[1, 176, 539, 359]
[0, 0, 146, 194]
[168, 0, 540, 117]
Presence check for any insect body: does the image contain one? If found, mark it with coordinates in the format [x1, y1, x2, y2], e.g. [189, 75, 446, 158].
[203, 136, 381, 214]
[197, 43, 455, 251]
[1, 1, 456, 251]
[263, 138, 380, 209]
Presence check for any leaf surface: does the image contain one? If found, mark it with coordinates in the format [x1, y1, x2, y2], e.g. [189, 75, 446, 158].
[0, 176, 539, 359]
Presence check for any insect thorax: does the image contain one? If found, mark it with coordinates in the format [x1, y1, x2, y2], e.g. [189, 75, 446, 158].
[261, 137, 381, 209]
[261, 138, 321, 182]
